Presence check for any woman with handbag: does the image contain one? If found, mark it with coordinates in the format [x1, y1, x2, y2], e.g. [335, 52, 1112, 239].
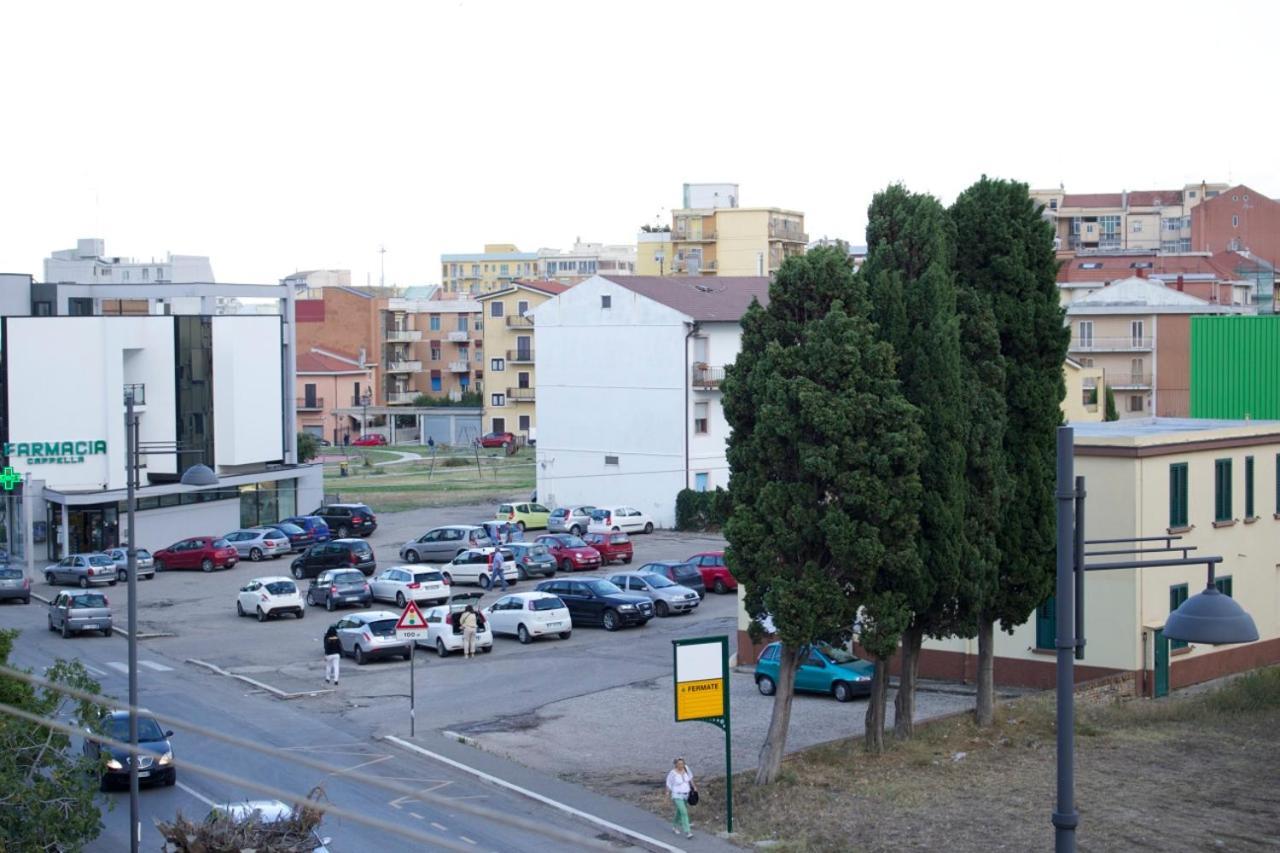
[664, 757, 695, 839]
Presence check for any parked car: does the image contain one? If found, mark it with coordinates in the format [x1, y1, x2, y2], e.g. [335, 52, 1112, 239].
[44, 553, 116, 588]
[477, 431, 515, 449]
[533, 577, 653, 631]
[47, 590, 112, 637]
[587, 506, 655, 535]
[236, 576, 305, 621]
[103, 547, 156, 582]
[535, 534, 602, 573]
[308, 503, 378, 539]
[153, 537, 239, 573]
[547, 505, 596, 536]
[688, 551, 737, 594]
[482, 591, 573, 644]
[223, 528, 292, 561]
[84, 709, 176, 789]
[442, 548, 518, 589]
[205, 801, 329, 853]
[506, 542, 557, 580]
[754, 641, 874, 702]
[607, 571, 700, 617]
[370, 566, 450, 608]
[419, 591, 494, 657]
[351, 434, 388, 447]
[495, 502, 551, 531]
[305, 569, 372, 611]
[0, 566, 31, 604]
[260, 522, 316, 553]
[638, 560, 706, 599]
[282, 515, 332, 543]
[583, 532, 633, 566]
[399, 525, 494, 563]
[291, 539, 377, 579]
[331, 610, 412, 664]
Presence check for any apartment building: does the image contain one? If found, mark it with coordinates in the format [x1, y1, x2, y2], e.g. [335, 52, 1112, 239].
[296, 348, 375, 445]
[1032, 184, 1228, 253]
[41, 237, 234, 315]
[1191, 185, 1280, 268]
[539, 241, 635, 284]
[1063, 357, 1105, 423]
[440, 245, 541, 295]
[475, 280, 570, 442]
[1056, 250, 1266, 308]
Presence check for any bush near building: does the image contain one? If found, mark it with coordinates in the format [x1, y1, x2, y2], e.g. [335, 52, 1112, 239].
[675, 487, 732, 531]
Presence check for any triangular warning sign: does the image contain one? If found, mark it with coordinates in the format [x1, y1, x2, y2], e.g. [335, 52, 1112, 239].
[395, 600, 427, 631]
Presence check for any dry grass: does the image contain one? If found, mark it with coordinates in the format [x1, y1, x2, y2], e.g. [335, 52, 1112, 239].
[322, 451, 535, 512]
[623, 668, 1280, 852]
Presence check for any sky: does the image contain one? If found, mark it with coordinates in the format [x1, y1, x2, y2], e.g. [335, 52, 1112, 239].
[2, 0, 1277, 287]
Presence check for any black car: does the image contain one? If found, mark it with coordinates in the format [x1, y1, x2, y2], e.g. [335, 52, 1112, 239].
[83, 709, 176, 790]
[261, 522, 316, 553]
[291, 539, 377, 579]
[309, 503, 377, 539]
[638, 560, 706, 599]
[533, 577, 653, 631]
[306, 568, 373, 611]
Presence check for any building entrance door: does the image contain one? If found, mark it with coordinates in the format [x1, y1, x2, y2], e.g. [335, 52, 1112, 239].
[1152, 628, 1169, 698]
[64, 506, 120, 557]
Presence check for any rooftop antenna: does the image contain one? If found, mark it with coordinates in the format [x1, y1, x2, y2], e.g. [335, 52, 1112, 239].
[378, 245, 387, 288]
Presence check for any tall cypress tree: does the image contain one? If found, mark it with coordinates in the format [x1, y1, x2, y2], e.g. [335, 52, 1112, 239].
[950, 176, 1068, 724]
[860, 185, 966, 743]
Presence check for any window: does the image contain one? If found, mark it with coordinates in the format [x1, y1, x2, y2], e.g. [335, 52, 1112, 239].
[1129, 261, 1153, 269]
[601, 294, 611, 309]
[1131, 220, 1143, 233]
[1130, 319, 1145, 345]
[430, 346, 441, 361]
[492, 418, 505, 433]
[1215, 576, 1233, 597]
[1077, 320, 1093, 347]
[430, 376, 442, 392]
[490, 358, 505, 371]
[457, 315, 467, 331]
[517, 300, 529, 315]
[1078, 262, 1102, 270]
[1214, 458, 1232, 522]
[1169, 463, 1188, 528]
[694, 402, 709, 434]
[517, 371, 530, 389]
[1130, 357, 1144, 383]
[490, 302, 504, 318]
[518, 415, 530, 431]
[1169, 584, 1189, 649]
[694, 473, 709, 492]
[1232, 215, 1239, 228]
[604, 455, 619, 466]
[491, 393, 505, 407]
[1245, 456, 1255, 518]
[429, 315, 441, 331]
[1049, 198, 1058, 210]
[33, 301, 52, 316]
[1128, 394, 1144, 413]
[1035, 596, 1056, 650]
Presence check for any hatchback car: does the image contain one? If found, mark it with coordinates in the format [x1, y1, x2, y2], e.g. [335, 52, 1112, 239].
[47, 590, 112, 637]
[103, 547, 156, 582]
[236, 577, 305, 621]
[506, 542, 557, 580]
[331, 611, 412, 664]
[477, 431, 516, 449]
[306, 569, 373, 611]
[533, 577, 653, 631]
[309, 504, 378, 538]
[547, 505, 596, 536]
[495, 502, 551, 531]
[223, 528, 293, 561]
[0, 566, 31, 604]
[153, 537, 239, 572]
[260, 522, 317, 553]
[638, 560, 706, 599]
[754, 641, 874, 702]
[291, 539, 376, 579]
[608, 571, 700, 617]
[84, 709, 176, 789]
[369, 566, 450, 608]
[688, 551, 738, 594]
[351, 434, 388, 446]
[442, 548, 518, 589]
[282, 515, 332, 543]
[535, 534, 602, 573]
[400, 525, 494, 563]
[583, 532, 633, 566]
[483, 591, 573, 644]
[419, 591, 494, 657]
[44, 553, 117, 588]
[587, 506, 655, 535]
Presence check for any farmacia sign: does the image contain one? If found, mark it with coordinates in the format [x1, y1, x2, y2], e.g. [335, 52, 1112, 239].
[3, 440, 107, 465]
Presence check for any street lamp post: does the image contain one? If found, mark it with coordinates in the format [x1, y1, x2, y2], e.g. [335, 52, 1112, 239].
[360, 390, 372, 440]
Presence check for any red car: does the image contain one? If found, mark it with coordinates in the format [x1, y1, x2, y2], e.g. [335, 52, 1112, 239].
[688, 552, 737, 594]
[154, 536, 239, 573]
[583, 532, 633, 566]
[535, 534, 602, 572]
[477, 431, 516, 449]
[351, 434, 388, 447]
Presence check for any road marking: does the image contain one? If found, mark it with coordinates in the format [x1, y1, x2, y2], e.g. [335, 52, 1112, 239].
[326, 753, 392, 779]
[409, 812, 425, 820]
[384, 736, 685, 853]
[431, 822, 448, 832]
[82, 664, 108, 677]
[176, 781, 217, 808]
[140, 660, 174, 672]
[107, 662, 130, 674]
[460, 836, 477, 845]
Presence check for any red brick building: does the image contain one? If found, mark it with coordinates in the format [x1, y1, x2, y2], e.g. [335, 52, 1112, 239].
[1191, 184, 1280, 268]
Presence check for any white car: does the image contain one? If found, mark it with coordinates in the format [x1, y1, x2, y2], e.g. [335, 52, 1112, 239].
[235, 577, 305, 622]
[587, 506, 655, 535]
[482, 591, 573, 644]
[420, 592, 494, 657]
[442, 548, 518, 589]
[369, 566, 450, 608]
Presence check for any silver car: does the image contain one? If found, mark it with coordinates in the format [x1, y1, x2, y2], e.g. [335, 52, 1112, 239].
[399, 525, 494, 563]
[330, 610, 412, 665]
[548, 505, 596, 535]
[48, 589, 113, 637]
[103, 547, 156, 582]
[607, 572, 700, 617]
[0, 566, 31, 604]
[223, 528, 293, 561]
[45, 553, 117, 588]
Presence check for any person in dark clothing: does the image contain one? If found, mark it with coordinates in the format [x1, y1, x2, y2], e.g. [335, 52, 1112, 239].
[323, 625, 342, 685]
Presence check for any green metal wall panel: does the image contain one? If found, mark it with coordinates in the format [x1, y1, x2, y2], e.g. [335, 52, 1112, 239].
[1190, 316, 1280, 419]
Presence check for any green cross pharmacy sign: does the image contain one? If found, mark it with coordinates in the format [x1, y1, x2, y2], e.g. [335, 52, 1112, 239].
[0, 467, 18, 491]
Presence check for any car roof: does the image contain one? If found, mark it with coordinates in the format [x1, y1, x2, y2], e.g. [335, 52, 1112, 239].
[329, 503, 372, 508]
[248, 576, 294, 584]
[643, 560, 689, 567]
[501, 590, 559, 600]
[345, 610, 398, 621]
[105, 708, 158, 721]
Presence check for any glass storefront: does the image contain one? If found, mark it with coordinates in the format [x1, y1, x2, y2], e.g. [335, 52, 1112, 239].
[239, 479, 298, 528]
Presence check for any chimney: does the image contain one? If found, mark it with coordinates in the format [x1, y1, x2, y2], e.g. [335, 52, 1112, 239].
[1136, 267, 1147, 279]
[1176, 275, 1184, 292]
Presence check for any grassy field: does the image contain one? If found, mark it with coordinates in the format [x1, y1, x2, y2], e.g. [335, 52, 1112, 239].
[625, 668, 1280, 852]
[319, 446, 534, 512]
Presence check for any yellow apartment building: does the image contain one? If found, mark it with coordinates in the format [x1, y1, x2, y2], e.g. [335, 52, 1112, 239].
[441, 245, 541, 295]
[476, 280, 569, 442]
[1063, 357, 1105, 423]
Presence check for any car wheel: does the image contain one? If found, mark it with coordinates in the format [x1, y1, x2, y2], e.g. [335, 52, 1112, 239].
[22, 597, 30, 605]
[48, 615, 55, 631]
[442, 571, 452, 585]
[44, 571, 54, 585]
[479, 574, 492, 590]
[118, 569, 128, 582]
[201, 559, 214, 573]
[517, 564, 528, 581]
[296, 608, 304, 620]
[644, 522, 654, 534]
[257, 607, 267, 623]
[714, 578, 728, 594]
[236, 601, 245, 617]
[517, 624, 531, 644]
[249, 548, 263, 562]
[654, 600, 669, 618]
[569, 525, 582, 536]
[292, 566, 304, 580]
[516, 521, 526, 532]
[405, 549, 419, 563]
[833, 681, 854, 703]
[396, 592, 406, 608]
[326, 596, 335, 612]
[612, 526, 620, 532]
[109, 580, 117, 587]
[481, 644, 492, 654]
[354, 645, 367, 665]
[757, 675, 777, 696]
[558, 630, 571, 640]
[102, 627, 113, 637]
[601, 609, 620, 632]
[623, 557, 632, 564]
[61, 621, 71, 639]
[436, 638, 449, 658]
[560, 559, 573, 573]
[154, 560, 165, 573]
[402, 649, 412, 661]
[79, 576, 89, 589]
[337, 526, 350, 539]
[164, 771, 176, 787]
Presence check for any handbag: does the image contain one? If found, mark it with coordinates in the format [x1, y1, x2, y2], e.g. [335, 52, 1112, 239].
[686, 786, 699, 806]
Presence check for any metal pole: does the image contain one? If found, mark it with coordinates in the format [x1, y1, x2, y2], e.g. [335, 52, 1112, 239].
[1074, 476, 1086, 662]
[409, 644, 416, 737]
[723, 638, 733, 834]
[125, 394, 140, 853]
[1053, 427, 1078, 852]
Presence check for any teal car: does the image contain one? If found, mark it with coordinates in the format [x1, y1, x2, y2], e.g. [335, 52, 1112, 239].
[754, 641, 874, 703]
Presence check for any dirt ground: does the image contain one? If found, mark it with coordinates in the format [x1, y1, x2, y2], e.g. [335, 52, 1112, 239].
[621, 668, 1280, 852]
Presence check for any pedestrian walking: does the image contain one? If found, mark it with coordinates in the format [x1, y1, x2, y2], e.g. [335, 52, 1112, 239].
[459, 605, 478, 658]
[427, 436, 435, 449]
[323, 625, 341, 686]
[490, 548, 508, 591]
[665, 757, 695, 838]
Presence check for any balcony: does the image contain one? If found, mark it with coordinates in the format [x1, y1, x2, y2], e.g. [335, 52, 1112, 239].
[700, 260, 718, 273]
[447, 360, 471, 373]
[384, 360, 423, 373]
[673, 231, 717, 242]
[506, 349, 534, 363]
[1069, 337, 1153, 352]
[123, 384, 146, 408]
[692, 364, 725, 389]
[447, 330, 470, 343]
[1110, 374, 1153, 390]
[505, 315, 535, 328]
[769, 228, 808, 243]
[384, 329, 422, 343]
[295, 397, 325, 411]
[506, 387, 536, 402]
[385, 391, 418, 405]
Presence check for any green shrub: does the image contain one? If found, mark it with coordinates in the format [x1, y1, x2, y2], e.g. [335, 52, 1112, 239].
[675, 487, 732, 531]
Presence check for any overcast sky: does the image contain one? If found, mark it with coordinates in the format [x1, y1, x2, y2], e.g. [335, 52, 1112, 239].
[3, 0, 1276, 286]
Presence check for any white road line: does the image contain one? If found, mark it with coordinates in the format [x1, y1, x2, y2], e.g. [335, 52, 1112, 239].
[176, 781, 217, 809]
[460, 837, 477, 846]
[140, 660, 174, 672]
[409, 812, 425, 820]
[431, 822, 448, 832]
[82, 664, 108, 677]
[106, 662, 130, 674]
[326, 753, 393, 779]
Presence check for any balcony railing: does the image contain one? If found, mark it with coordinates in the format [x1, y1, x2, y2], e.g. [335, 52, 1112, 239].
[673, 231, 716, 242]
[692, 364, 725, 389]
[1069, 337, 1153, 351]
[384, 360, 423, 373]
[699, 260, 718, 272]
[505, 315, 535, 328]
[123, 384, 146, 405]
[384, 391, 418, 405]
[446, 330, 470, 342]
[769, 228, 808, 242]
[447, 360, 471, 372]
[295, 397, 325, 410]
[506, 349, 534, 363]
[384, 329, 422, 343]
[1109, 374, 1153, 389]
[507, 387, 536, 402]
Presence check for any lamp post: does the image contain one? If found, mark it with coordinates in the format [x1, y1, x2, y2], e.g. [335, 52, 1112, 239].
[1051, 426, 1258, 853]
[123, 385, 217, 853]
[360, 390, 372, 440]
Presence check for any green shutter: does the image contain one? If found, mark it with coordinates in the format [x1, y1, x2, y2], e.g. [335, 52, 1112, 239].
[1215, 576, 1233, 598]
[1169, 584, 1189, 650]
[1245, 457, 1255, 518]
[1214, 459, 1233, 522]
[1035, 596, 1057, 651]
[1169, 463, 1188, 528]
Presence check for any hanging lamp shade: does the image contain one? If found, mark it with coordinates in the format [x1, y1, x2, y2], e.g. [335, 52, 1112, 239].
[179, 464, 219, 487]
[1163, 584, 1259, 645]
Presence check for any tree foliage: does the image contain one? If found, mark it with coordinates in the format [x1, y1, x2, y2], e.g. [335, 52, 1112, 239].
[296, 432, 320, 464]
[1105, 385, 1119, 421]
[0, 628, 108, 852]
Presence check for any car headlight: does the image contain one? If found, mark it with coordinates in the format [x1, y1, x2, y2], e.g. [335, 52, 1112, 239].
[158, 751, 173, 766]
[855, 673, 871, 681]
[105, 758, 124, 770]
[618, 604, 636, 611]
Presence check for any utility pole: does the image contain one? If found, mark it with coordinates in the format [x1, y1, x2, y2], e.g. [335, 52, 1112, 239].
[379, 245, 387, 289]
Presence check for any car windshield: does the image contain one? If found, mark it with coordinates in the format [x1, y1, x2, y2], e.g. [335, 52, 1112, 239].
[351, 544, 373, 558]
[673, 564, 700, 580]
[498, 505, 513, 513]
[136, 549, 152, 559]
[561, 536, 587, 548]
[609, 533, 629, 544]
[71, 593, 108, 607]
[212, 539, 230, 548]
[88, 555, 113, 567]
[549, 509, 567, 518]
[816, 642, 858, 664]
[642, 574, 676, 589]
[0, 568, 21, 579]
[273, 523, 304, 535]
[332, 571, 365, 584]
[264, 581, 296, 595]
[590, 509, 608, 520]
[414, 572, 443, 583]
[585, 579, 622, 596]
[105, 716, 166, 742]
[530, 597, 564, 611]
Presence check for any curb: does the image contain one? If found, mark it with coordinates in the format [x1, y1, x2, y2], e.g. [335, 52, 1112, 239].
[383, 734, 686, 853]
[186, 659, 334, 700]
[31, 591, 176, 639]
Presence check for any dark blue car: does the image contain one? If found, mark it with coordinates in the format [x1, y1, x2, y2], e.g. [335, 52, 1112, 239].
[283, 516, 331, 543]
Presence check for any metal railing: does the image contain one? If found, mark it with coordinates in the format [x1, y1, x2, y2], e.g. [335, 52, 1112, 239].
[506, 349, 534, 362]
[384, 391, 418, 404]
[692, 364, 725, 389]
[384, 360, 423, 372]
[505, 315, 535, 327]
[769, 228, 808, 242]
[673, 231, 716, 242]
[447, 360, 470, 372]
[295, 397, 325, 410]
[123, 384, 146, 405]
[446, 330, 470, 342]
[1069, 337, 1153, 351]
[1109, 373, 1153, 389]
[384, 329, 422, 343]
[507, 387, 536, 402]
